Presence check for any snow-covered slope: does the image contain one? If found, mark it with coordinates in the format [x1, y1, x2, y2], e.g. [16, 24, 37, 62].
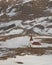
[0, 16, 52, 36]
[0, 0, 52, 36]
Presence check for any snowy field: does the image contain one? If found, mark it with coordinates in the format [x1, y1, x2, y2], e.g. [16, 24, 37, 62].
[0, 55, 52, 65]
[0, 36, 52, 48]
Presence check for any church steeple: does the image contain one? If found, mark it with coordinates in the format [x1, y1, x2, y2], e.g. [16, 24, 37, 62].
[30, 34, 33, 41]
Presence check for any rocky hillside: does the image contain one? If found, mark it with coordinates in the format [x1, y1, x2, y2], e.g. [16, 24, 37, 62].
[0, 0, 52, 36]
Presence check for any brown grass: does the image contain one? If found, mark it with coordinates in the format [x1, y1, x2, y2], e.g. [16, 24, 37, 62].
[0, 47, 52, 60]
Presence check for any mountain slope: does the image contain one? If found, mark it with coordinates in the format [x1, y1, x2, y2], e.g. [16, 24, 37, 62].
[0, 0, 52, 36]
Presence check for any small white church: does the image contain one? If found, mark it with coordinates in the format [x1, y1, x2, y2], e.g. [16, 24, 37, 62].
[30, 35, 41, 48]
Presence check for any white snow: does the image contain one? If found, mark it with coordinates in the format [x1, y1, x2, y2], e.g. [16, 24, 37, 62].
[7, 8, 17, 17]
[31, 43, 52, 48]
[0, 36, 52, 48]
[24, 25, 32, 29]
[49, 0, 52, 2]
[0, 20, 22, 27]
[33, 27, 41, 34]
[0, 36, 30, 48]
[7, 11, 16, 17]
[0, 12, 4, 16]
[48, 28, 52, 34]
[23, 0, 32, 3]
[24, 20, 33, 24]
[0, 16, 52, 35]
[0, 55, 52, 65]
[6, 5, 13, 13]
[45, 7, 52, 13]
[5, 29, 24, 35]
[35, 17, 48, 22]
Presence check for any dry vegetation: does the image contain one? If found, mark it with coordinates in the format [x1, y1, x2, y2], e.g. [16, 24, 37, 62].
[41, 39, 52, 43]
[0, 47, 52, 60]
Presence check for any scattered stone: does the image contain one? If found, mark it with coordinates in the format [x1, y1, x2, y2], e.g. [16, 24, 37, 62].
[16, 61, 23, 64]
